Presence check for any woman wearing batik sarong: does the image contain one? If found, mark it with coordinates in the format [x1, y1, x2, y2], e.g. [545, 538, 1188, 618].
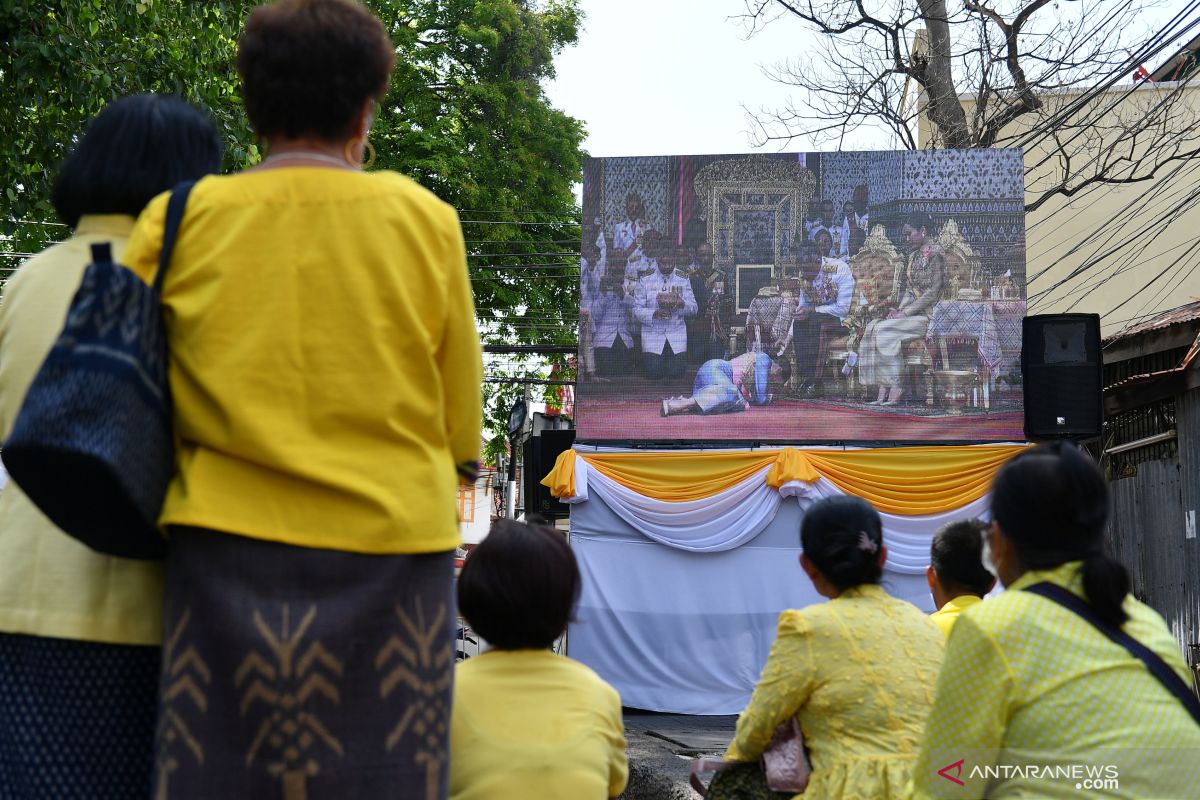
[660, 352, 785, 416]
[857, 212, 946, 405]
[120, 2, 482, 798]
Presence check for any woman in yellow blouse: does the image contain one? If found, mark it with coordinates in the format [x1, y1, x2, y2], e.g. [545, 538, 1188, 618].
[0, 95, 221, 797]
[726, 495, 944, 798]
[119, 2, 481, 796]
[450, 519, 628, 799]
[910, 442, 1200, 799]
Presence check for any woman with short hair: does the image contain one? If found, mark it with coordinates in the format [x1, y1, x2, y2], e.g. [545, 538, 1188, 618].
[910, 443, 1200, 799]
[722, 495, 943, 798]
[120, 1, 482, 796]
[0, 93, 221, 798]
[450, 519, 628, 799]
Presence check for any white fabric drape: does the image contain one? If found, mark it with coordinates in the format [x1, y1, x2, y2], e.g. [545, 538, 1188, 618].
[568, 492, 940, 714]
[559, 454, 991, 572]
[565, 460, 782, 552]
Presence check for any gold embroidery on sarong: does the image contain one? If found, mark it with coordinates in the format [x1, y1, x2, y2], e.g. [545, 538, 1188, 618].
[376, 596, 452, 800]
[155, 608, 210, 800]
[237, 603, 344, 800]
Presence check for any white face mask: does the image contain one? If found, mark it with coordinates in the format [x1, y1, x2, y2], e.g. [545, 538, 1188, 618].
[980, 528, 999, 578]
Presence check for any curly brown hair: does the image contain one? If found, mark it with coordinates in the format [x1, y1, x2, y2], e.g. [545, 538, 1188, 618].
[236, 0, 395, 142]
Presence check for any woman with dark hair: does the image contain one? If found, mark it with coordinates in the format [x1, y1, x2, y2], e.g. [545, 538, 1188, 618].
[857, 212, 946, 406]
[450, 519, 627, 799]
[911, 443, 1200, 799]
[722, 495, 943, 798]
[120, 1, 482, 796]
[0, 94, 221, 798]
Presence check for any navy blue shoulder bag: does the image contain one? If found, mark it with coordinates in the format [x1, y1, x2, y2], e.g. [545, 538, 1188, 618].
[3, 181, 194, 560]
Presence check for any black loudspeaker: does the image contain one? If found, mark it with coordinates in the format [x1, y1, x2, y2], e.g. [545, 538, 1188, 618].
[1022, 313, 1103, 440]
[522, 429, 575, 519]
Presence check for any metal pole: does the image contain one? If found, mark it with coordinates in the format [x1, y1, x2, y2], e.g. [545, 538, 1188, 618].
[505, 435, 518, 519]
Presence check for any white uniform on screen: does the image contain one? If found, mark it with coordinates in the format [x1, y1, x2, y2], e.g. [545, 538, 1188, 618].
[633, 269, 696, 355]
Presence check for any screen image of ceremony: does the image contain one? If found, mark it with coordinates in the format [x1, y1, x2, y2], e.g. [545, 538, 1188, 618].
[575, 150, 1028, 442]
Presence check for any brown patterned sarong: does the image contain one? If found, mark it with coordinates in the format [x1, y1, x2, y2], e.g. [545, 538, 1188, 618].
[153, 527, 455, 800]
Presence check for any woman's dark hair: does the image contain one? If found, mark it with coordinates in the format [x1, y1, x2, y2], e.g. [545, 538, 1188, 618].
[930, 519, 994, 597]
[992, 441, 1129, 627]
[904, 211, 937, 236]
[800, 495, 885, 591]
[457, 519, 581, 650]
[51, 94, 222, 228]
[237, 0, 395, 141]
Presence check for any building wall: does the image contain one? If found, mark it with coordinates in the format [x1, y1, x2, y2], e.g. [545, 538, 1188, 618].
[1106, 385, 1200, 676]
[920, 82, 1200, 336]
[458, 474, 494, 545]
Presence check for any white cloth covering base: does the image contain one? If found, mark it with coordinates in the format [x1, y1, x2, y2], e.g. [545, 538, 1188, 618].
[567, 485, 989, 714]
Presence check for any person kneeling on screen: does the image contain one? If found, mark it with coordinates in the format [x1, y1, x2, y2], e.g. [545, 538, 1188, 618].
[661, 352, 788, 416]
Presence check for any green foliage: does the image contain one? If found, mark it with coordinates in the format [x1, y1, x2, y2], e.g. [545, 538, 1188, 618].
[371, 0, 585, 440]
[0, 0, 258, 252]
[0, 0, 585, 443]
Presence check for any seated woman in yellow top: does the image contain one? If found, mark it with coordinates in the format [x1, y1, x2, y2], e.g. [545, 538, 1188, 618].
[910, 443, 1200, 799]
[119, 1, 481, 796]
[725, 495, 944, 798]
[926, 519, 995, 637]
[0, 95, 221, 797]
[450, 519, 628, 800]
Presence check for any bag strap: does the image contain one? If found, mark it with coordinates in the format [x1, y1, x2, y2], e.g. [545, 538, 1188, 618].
[689, 757, 733, 797]
[1023, 581, 1200, 726]
[152, 180, 197, 293]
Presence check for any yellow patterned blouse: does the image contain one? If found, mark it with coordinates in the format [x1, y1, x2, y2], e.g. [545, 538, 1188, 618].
[909, 561, 1200, 799]
[726, 584, 944, 799]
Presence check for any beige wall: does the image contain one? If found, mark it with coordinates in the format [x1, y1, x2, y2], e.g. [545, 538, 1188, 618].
[919, 82, 1200, 336]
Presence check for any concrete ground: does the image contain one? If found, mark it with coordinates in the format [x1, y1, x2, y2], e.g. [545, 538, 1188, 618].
[618, 711, 737, 800]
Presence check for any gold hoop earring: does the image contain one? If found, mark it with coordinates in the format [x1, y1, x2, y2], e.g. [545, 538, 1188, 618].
[344, 138, 376, 170]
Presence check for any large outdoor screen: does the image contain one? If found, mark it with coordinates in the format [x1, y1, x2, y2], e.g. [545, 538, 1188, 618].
[576, 150, 1027, 443]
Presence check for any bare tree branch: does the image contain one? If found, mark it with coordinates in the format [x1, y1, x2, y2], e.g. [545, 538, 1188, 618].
[743, 0, 1200, 213]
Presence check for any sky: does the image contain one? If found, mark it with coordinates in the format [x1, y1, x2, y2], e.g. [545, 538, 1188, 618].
[543, 0, 1190, 160]
[543, 0, 865, 159]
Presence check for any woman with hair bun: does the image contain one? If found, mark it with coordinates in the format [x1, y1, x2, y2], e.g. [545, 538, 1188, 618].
[910, 442, 1200, 799]
[723, 495, 943, 798]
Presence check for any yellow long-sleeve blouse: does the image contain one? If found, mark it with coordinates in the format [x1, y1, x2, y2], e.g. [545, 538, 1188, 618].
[449, 649, 628, 800]
[727, 583, 944, 799]
[0, 216, 164, 645]
[122, 168, 482, 555]
[909, 561, 1200, 799]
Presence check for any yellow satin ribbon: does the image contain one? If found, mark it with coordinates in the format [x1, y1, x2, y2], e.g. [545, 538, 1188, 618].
[541, 444, 1027, 516]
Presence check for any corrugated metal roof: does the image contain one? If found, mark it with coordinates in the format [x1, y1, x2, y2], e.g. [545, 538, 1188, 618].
[1149, 32, 1200, 82]
[1104, 300, 1200, 346]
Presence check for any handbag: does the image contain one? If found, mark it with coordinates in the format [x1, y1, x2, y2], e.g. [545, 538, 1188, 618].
[2, 181, 195, 560]
[690, 715, 810, 798]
